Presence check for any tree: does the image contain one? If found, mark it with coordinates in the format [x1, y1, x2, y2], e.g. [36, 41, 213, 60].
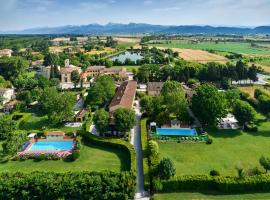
[86, 76, 115, 109]
[157, 157, 176, 180]
[40, 87, 76, 124]
[225, 89, 241, 108]
[233, 100, 256, 126]
[248, 64, 258, 83]
[0, 115, 16, 140]
[0, 56, 28, 81]
[71, 70, 80, 89]
[114, 108, 136, 133]
[260, 156, 270, 173]
[93, 109, 110, 135]
[161, 80, 184, 95]
[44, 53, 59, 79]
[2, 131, 27, 155]
[191, 84, 228, 127]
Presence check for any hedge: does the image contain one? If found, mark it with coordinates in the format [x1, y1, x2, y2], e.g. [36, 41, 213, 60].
[80, 131, 136, 173]
[141, 118, 150, 190]
[158, 174, 270, 193]
[0, 171, 136, 200]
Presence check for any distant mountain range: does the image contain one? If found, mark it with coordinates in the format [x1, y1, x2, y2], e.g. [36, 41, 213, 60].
[2, 23, 270, 35]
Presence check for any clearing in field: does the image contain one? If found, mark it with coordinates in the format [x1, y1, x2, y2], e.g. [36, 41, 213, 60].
[159, 117, 270, 176]
[173, 48, 228, 64]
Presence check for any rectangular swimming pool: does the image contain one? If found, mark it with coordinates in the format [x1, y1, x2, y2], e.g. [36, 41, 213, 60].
[27, 141, 74, 151]
[156, 128, 197, 136]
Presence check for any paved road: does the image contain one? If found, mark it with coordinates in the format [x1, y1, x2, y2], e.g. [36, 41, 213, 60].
[131, 101, 149, 199]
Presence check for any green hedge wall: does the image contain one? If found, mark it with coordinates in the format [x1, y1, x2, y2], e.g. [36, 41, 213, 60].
[0, 171, 135, 200]
[159, 175, 270, 193]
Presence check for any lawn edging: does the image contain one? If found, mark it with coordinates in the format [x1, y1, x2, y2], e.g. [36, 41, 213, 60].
[158, 174, 270, 193]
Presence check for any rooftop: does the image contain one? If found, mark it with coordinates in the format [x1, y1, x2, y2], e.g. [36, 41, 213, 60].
[46, 131, 65, 136]
[109, 81, 137, 111]
[147, 82, 164, 91]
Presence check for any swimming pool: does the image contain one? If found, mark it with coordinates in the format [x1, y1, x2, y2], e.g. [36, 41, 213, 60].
[156, 128, 197, 136]
[27, 141, 74, 151]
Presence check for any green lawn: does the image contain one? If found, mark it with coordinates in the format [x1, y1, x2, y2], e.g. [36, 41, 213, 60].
[0, 141, 129, 172]
[153, 192, 270, 200]
[18, 113, 81, 133]
[150, 41, 270, 55]
[159, 120, 270, 176]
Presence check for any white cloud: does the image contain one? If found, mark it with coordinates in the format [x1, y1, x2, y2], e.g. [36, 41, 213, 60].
[153, 6, 180, 12]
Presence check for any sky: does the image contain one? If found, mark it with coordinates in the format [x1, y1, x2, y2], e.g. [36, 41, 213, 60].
[0, 0, 270, 31]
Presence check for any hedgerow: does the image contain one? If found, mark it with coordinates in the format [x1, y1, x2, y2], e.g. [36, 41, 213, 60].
[0, 171, 135, 200]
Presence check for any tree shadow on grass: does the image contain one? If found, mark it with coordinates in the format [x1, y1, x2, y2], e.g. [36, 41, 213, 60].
[81, 139, 130, 172]
[207, 128, 242, 138]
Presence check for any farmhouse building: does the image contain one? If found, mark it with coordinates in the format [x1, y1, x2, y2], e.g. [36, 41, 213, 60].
[0, 49, 13, 57]
[80, 66, 127, 82]
[0, 88, 15, 105]
[60, 59, 81, 83]
[109, 80, 137, 113]
[147, 82, 164, 96]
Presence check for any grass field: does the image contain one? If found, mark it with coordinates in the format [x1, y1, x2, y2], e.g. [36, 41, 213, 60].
[18, 113, 81, 133]
[153, 192, 270, 200]
[159, 117, 270, 176]
[150, 41, 270, 55]
[0, 141, 129, 172]
[238, 86, 270, 97]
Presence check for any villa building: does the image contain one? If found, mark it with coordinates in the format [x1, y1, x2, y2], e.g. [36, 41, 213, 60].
[80, 66, 127, 82]
[147, 82, 164, 96]
[60, 59, 81, 83]
[0, 49, 13, 57]
[0, 88, 15, 105]
[109, 80, 137, 113]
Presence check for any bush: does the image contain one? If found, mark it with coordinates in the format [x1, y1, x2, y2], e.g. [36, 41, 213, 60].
[244, 124, 258, 132]
[210, 170, 220, 176]
[152, 177, 163, 192]
[157, 158, 176, 180]
[34, 154, 47, 161]
[206, 138, 213, 144]
[0, 171, 135, 199]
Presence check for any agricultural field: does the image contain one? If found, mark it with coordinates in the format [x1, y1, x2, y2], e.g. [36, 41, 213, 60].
[149, 40, 270, 55]
[85, 47, 116, 55]
[0, 142, 129, 173]
[172, 48, 228, 64]
[153, 192, 270, 200]
[238, 86, 270, 97]
[159, 116, 270, 176]
[114, 36, 141, 49]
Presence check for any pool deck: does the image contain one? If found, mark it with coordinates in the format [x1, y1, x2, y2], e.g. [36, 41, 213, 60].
[18, 139, 76, 157]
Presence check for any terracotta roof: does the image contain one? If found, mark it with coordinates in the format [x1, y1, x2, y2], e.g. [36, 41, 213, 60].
[60, 66, 80, 74]
[46, 131, 65, 136]
[147, 82, 164, 92]
[109, 81, 137, 111]
[75, 109, 87, 118]
[105, 68, 126, 73]
[86, 66, 105, 71]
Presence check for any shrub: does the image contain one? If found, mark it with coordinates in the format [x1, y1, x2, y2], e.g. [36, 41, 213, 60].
[64, 150, 80, 162]
[244, 124, 258, 132]
[157, 158, 176, 180]
[206, 138, 213, 144]
[34, 154, 47, 161]
[210, 170, 220, 176]
[0, 171, 135, 199]
[152, 177, 163, 192]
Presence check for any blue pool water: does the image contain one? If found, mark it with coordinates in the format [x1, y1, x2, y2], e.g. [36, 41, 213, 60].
[156, 128, 197, 136]
[28, 141, 74, 151]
